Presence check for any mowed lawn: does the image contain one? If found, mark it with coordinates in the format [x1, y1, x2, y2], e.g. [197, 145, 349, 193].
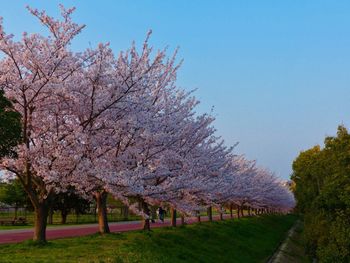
[0, 215, 297, 263]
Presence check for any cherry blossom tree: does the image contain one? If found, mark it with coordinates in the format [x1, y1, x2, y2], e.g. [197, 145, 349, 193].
[0, 5, 89, 242]
[0, 5, 295, 242]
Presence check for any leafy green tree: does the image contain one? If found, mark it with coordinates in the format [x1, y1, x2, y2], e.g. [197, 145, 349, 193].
[50, 188, 91, 224]
[291, 125, 350, 262]
[291, 145, 323, 213]
[0, 90, 21, 158]
[0, 180, 29, 218]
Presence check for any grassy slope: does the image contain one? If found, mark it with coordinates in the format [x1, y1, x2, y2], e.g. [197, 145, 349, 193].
[0, 215, 297, 263]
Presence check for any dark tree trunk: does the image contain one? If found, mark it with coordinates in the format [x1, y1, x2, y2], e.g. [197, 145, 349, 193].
[122, 206, 129, 220]
[171, 208, 177, 227]
[197, 211, 201, 222]
[230, 205, 233, 219]
[141, 200, 151, 231]
[33, 203, 49, 242]
[248, 207, 251, 216]
[61, 210, 68, 224]
[48, 207, 54, 225]
[240, 206, 244, 217]
[14, 206, 18, 220]
[181, 215, 185, 225]
[237, 207, 240, 219]
[220, 206, 224, 221]
[143, 218, 150, 230]
[150, 206, 157, 222]
[25, 189, 52, 242]
[95, 191, 110, 234]
[207, 206, 213, 222]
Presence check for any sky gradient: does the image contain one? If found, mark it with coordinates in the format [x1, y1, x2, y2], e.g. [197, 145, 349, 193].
[1, 0, 350, 180]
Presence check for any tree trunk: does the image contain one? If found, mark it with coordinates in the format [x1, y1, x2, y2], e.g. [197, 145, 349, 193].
[48, 207, 54, 225]
[141, 200, 151, 231]
[240, 207, 244, 217]
[61, 210, 68, 224]
[248, 207, 251, 216]
[181, 215, 185, 225]
[237, 207, 240, 219]
[95, 191, 110, 234]
[197, 211, 201, 222]
[143, 217, 150, 230]
[14, 206, 18, 220]
[220, 206, 224, 221]
[171, 208, 177, 227]
[122, 206, 129, 220]
[150, 206, 157, 223]
[207, 206, 213, 222]
[230, 205, 233, 219]
[33, 203, 49, 242]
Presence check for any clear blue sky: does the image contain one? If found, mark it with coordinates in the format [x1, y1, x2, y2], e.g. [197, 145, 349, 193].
[1, 0, 350, 180]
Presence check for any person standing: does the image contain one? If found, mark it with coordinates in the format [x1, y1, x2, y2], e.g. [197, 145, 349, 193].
[158, 207, 165, 223]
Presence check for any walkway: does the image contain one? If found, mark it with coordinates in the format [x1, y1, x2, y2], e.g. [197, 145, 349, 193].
[267, 220, 309, 263]
[0, 214, 234, 244]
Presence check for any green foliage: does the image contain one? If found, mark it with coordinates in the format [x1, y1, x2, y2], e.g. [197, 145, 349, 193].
[316, 211, 350, 263]
[291, 125, 350, 262]
[0, 90, 21, 158]
[0, 215, 296, 262]
[50, 188, 91, 223]
[0, 179, 28, 208]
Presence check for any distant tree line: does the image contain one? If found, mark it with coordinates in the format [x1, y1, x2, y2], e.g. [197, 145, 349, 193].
[292, 125, 350, 262]
[0, 180, 91, 224]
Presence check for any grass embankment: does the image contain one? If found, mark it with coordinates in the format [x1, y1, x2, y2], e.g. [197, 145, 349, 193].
[0, 214, 297, 263]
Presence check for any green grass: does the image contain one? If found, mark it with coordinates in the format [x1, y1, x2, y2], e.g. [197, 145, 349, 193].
[0, 211, 142, 231]
[0, 225, 33, 230]
[0, 214, 297, 263]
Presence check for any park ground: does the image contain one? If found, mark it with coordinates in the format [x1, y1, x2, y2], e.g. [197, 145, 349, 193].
[0, 214, 298, 263]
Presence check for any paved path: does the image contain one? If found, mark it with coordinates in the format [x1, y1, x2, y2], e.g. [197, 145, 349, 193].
[267, 220, 306, 263]
[0, 214, 234, 244]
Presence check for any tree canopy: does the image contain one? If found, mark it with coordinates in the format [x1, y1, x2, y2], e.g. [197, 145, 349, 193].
[291, 125, 350, 262]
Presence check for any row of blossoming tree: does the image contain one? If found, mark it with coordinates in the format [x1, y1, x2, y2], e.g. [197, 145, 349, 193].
[0, 6, 294, 242]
